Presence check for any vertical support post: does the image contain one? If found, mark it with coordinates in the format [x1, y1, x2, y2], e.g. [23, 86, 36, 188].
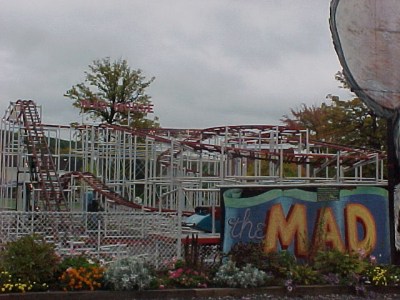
[279, 143, 283, 181]
[257, 131, 262, 177]
[133, 135, 137, 199]
[97, 218, 101, 260]
[305, 129, 310, 178]
[177, 181, 183, 259]
[211, 195, 216, 234]
[220, 128, 227, 180]
[387, 118, 400, 264]
[336, 151, 341, 183]
[298, 131, 302, 177]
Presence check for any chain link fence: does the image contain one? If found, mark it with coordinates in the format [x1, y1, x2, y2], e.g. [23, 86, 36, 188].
[0, 211, 221, 269]
[0, 211, 180, 268]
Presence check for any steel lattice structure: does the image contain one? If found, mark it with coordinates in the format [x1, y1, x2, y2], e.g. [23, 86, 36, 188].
[0, 100, 386, 213]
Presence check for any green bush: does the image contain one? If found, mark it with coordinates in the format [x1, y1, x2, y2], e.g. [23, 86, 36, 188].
[104, 256, 153, 290]
[228, 242, 269, 271]
[313, 249, 368, 283]
[0, 234, 59, 285]
[265, 250, 297, 279]
[213, 259, 268, 288]
[58, 255, 95, 271]
[291, 264, 322, 285]
[56, 254, 99, 277]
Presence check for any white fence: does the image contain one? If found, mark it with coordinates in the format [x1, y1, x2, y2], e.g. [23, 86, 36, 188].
[0, 211, 183, 269]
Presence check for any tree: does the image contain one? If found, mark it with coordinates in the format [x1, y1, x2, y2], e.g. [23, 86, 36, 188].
[281, 76, 387, 152]
[65, 57, 159, 128]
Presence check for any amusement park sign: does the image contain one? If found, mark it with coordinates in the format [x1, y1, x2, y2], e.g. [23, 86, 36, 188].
[221, 186, 390, 263]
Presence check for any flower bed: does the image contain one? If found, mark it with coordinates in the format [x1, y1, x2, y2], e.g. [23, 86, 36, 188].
[1, 235, 400, 297]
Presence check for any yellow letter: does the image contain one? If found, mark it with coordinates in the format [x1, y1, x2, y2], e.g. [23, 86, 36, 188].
[345, 203, 377, 254]
[312, 207, 345, 252]
[264, 204, 308, 256]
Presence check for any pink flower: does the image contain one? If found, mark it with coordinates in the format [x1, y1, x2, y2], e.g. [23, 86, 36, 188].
[159, 285, 165, 289]
[169, 268, 184, 279]
[357, 248, 366, 258]
[369, 255, 377, 264]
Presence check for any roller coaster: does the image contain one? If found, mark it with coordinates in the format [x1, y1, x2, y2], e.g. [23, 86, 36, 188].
[0, 100, 386, 214]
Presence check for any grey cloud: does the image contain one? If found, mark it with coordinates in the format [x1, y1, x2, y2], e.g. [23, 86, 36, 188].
[0, 0, 347, 128]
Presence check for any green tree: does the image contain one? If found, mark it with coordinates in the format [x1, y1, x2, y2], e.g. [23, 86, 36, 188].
[65, 57, 159, 128]
[282, 93, 386, 152]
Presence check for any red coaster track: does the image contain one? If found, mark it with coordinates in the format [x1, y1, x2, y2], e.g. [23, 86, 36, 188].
[13, 100, 385, 212]
[16, 101, 175, 212]
[60, 171, 192, 214]
[17, 100, 68, 211]
[60, 171, 151, 211]
[106, 124, 384, 170]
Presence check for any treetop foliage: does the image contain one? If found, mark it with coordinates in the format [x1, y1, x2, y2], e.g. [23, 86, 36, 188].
[65, 57, 159, 128]
[281, 91, 386, 151]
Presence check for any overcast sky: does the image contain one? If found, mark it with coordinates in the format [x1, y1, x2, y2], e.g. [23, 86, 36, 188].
[0, 0, 352, 129]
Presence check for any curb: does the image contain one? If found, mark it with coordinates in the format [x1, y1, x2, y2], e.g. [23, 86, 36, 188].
[1, 285, 399, 299]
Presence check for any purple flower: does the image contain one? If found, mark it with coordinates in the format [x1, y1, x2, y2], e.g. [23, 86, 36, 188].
[285, 279, 296, 292]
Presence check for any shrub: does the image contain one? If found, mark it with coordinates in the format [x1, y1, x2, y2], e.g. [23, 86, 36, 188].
[0, 270, 49, 293]
[228, 249, 297, 285]
[104, 256, 153, 290]
[213, 259, 268, 288]
[165, 267, 209, 288]
[59, 265, 104, 291]
[291, 264, 322, 285]
[228, 242, 268, 271]
[365, 265, 400, 286]
[56, 253, 104, 291]
[313, 249, 368, 283]
[0, 234, 59, 285]
[264, 250, 297, 280]
[155, 256, 209, 289]
[0, 270, 31, 293]
[58, 254, 95, 271]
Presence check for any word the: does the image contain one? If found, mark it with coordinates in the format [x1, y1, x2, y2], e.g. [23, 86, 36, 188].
[228, 208, 265, 239]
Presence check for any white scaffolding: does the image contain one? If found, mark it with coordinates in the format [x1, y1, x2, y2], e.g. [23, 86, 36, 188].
[0, 101, 386, 213]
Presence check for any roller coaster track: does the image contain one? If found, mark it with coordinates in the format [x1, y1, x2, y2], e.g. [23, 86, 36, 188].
[9, 100, 385, 212]
[16, 100, 68, 211]
[60, 171, 189, 214]
[104, 124, 384, 170]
